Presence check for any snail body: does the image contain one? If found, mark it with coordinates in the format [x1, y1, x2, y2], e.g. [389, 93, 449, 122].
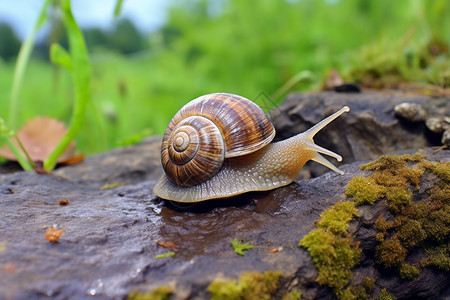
[153, 93, 349, 202]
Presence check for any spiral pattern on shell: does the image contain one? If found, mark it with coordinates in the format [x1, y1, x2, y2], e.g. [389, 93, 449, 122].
[161, 93, 275, 186]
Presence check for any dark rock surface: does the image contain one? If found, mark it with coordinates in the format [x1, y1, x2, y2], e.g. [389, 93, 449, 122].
[270, 91, 449, 177]
[0, 92, 449, 300]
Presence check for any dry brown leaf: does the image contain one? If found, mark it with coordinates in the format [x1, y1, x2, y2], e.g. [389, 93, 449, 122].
[0, 117, 76, 163]
[156, 240, 179, 251]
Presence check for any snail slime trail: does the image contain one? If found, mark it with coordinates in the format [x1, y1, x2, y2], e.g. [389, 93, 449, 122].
[154, 93, 350, 202]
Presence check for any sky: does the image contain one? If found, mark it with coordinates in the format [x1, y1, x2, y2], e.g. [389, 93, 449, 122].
[0, 0, 170, 40]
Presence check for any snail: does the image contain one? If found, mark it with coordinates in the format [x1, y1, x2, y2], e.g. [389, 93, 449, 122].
[153, 93, 349, 202]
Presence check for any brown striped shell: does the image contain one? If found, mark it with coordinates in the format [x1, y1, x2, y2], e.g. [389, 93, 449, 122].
[161, 93, 276, 186]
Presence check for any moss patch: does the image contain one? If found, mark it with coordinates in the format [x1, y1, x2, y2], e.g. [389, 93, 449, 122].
[317, 201, 359, 235]
[422, 247, 450, 271]
[128, 286, 172, 300]
[397, 219, 426, 248]
[345, 153, 450, 294]
[299, 201, 361, 299]
[376, 288, 396, 300]
[421, 161, 450, 182]
[345, 176, 384, 205]
[375, 235, 407, 268]
[208, 271, 282, 300]
[282, 290, 302, 300]
[345, 154, 425, 209]
[299, 153, 447, 299]
[399, 263, 420, 279]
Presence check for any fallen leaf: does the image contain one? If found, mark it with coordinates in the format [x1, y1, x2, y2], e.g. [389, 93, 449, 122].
[59, 153, 84, 165]
[156, 240, 179, 251]
[45, 227, 65, 242]
[0, 117, 76, 163]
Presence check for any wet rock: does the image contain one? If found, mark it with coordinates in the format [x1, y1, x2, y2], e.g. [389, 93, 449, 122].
[270, 91, 449, 177]
[0, 93, 449, 300]
[54, 136, 164, 189]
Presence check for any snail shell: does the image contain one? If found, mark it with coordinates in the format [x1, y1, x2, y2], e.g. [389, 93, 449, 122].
[161, 93, 275, 186]
[154, 93, 350, 202]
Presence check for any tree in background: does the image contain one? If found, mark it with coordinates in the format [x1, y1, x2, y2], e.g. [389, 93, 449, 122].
[107, 19, 145, 54]
[0, 23, 21, 61]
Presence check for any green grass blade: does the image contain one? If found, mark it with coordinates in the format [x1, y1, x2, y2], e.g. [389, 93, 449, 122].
[50, 43, 73, 71]
[0, 119, 33, 171]
[0, 137, 33, 171]
[44, 0, 91, 171]
[9, 0, 53, 129]
[114, 0, 125, 17]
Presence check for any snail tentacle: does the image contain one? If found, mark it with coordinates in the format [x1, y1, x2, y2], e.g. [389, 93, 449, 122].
[311, 153, 345, 175]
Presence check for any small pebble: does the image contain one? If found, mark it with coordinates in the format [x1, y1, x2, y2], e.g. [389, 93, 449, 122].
[426, 117, 445, 133]
[394, 103, 427, 122]
[425, 116, 450, 146]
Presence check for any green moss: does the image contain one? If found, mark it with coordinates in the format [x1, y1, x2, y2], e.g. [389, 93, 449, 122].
[345, 176, 385, 205]
[371, 170, 407, 187]
[208, 271, 282, 300]
[397, 219, 426, 248]
[385, 187, 412, 213]
[300, 228, 360, 291]
[399, 263, 420, 279]
[128, 286, 172, 300]
[360, 155, 407, 171]
[375, 216, 395, 232]
[375, 235, 406, 268]
[376, 288, 396, 300]
[336, 285, 370, 300]
[374, 216, 395, 241]
[344, 153, 449, 289]
[422, 247, 450, 271]
[347, 154, 426, 209]
[335, 278, 375, 300]
[399, 165, 424, 188]
[282, 290, 302, 300]
[420, 161, 450, 182]
[403, 153, 425, 162]
[361, 154, 424, 171]
[421, 207, 450, 242]
[402, 201, 430, 220]
[362, 277, 375, 291]
[299, 202, 361, 298]
[430, 185, 450, 204]
[317, 201, 359, 235]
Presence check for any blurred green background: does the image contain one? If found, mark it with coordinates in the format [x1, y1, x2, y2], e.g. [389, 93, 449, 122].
[0, 0, 448, 155]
